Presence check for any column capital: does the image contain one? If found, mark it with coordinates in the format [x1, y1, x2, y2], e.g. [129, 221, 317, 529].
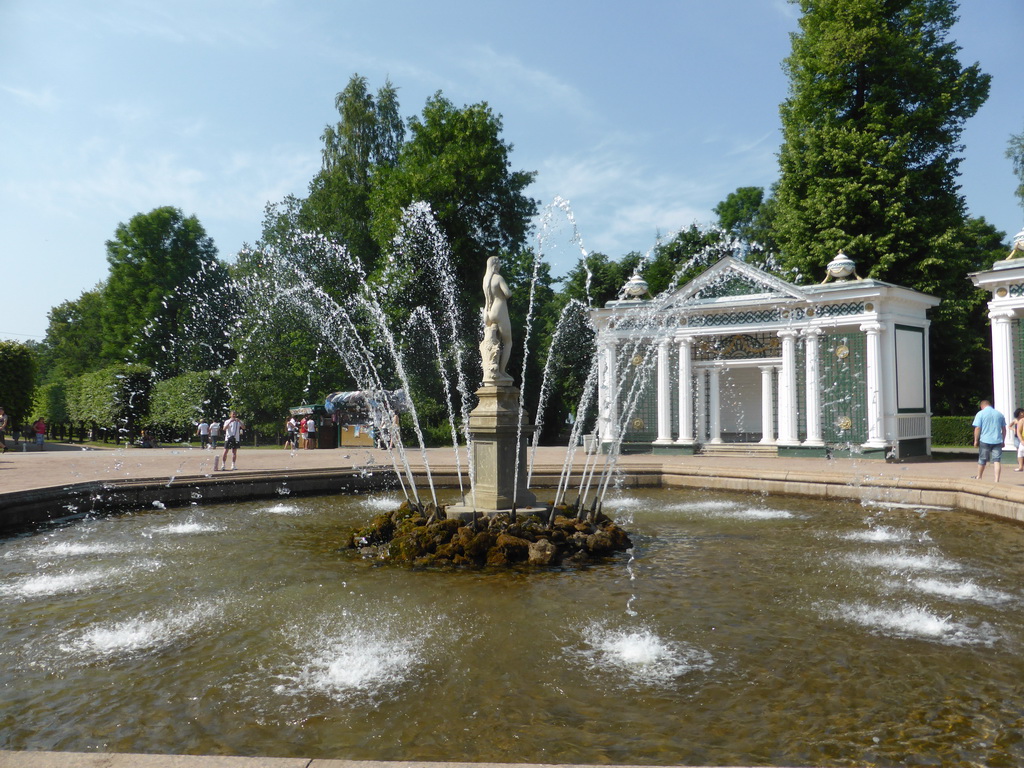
[989, 309, 1016, 323]
[777, 328, 800, 340]
[802, 326, 823, 338]
[859, 321, 884, 334]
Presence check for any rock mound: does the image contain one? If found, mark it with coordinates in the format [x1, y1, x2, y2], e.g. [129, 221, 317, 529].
[347, 502, 633, 568]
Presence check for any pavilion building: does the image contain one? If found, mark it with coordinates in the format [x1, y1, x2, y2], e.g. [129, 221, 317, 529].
[969, 227, 1024, 449]
[592, 254, 940, 459]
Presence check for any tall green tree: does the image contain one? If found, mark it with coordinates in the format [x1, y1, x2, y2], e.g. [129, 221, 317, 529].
[773, 0, 990, 412]
[369, 92, 538, 332]
[299, 76, 406, 275]
[1008, 127, 1024, 214]
[103, 206, 232, 377]
[774, 0, 989, 285]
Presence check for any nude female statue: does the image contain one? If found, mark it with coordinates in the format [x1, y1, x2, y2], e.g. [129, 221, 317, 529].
[483, 255, 512, 380]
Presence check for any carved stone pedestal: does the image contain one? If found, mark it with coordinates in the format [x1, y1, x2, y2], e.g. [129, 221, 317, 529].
[445, 382, 544, 520]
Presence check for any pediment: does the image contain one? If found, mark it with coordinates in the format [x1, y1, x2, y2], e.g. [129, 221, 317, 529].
[666, 256, 806, 306]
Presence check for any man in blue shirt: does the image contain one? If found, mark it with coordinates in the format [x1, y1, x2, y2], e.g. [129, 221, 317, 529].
[972, 399, 1006, 482]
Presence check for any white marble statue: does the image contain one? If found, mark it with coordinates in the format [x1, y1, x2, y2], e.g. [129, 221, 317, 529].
[482, 255, 513, 384]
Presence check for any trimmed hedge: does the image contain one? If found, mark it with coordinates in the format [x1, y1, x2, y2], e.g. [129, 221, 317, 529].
[931, 415, 974, 447]
[0, 340, 38, 426]
[66, 364, 153, 441]
[149, 371, 229, 434]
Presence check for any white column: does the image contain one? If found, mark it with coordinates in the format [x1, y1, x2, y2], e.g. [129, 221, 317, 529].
[708, 364, 723, 444]
[603, 340, 618, 445]
[676, 338, 695, 445]
[655, 339, 672, 444]
[759, 365, 776, 444]
[777, 330, 800, 445]
[803, 328, 824, 446]
[861, 322, 886, 449]
[696, 368, 707, 443]
[990, 310, 1016, 447]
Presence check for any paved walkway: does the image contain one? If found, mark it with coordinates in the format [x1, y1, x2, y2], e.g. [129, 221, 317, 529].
[0, 440, 994, 496]
[1, 440, 1019, 515]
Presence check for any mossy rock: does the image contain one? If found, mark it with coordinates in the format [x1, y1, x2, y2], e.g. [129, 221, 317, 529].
[348, 503, 633, 569]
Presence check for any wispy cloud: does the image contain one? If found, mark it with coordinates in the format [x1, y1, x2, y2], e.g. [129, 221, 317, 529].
[0, 84, 57, 110]
[456, 45, 594, 120]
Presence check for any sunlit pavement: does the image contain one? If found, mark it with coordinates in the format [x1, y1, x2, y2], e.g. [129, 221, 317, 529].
[2, 441, 1022, 524]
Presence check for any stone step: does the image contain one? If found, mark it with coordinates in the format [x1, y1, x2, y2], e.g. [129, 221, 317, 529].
[698, 443, 779, 458]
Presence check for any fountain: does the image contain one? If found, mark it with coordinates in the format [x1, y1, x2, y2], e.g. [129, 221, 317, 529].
[2, 488, 1024, 765]
[3, 204, 1024, 766]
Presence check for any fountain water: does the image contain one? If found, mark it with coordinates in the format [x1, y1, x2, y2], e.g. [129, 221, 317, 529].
[2, 489, 1024, 765]
[4, 201, 1024, 766]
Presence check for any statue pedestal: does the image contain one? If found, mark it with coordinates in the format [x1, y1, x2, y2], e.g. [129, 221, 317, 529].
[445, 382, 544, 520]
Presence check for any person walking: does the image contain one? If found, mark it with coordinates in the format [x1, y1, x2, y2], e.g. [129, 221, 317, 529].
[973, 399, 1006, 482]
[284, 416, 298, 449]
[33, 417, 46, 451]
[220, 411, 244, 470]
[196, 419, 210, 449]
[1012, 408, 1024, 473]
[208, 418, 220, 449]
[0, 406, 8, 454]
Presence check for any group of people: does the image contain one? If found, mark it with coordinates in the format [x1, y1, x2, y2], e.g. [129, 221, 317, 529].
[195, 412, 245, 470]
[0, 407, 47, 453]
[972, 399, 1024, 482]
[283, 415, 317, 450]
[195, 419, 223, 450]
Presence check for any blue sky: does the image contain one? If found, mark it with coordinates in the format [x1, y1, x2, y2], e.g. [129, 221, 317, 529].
[2, 0, 1021, 344]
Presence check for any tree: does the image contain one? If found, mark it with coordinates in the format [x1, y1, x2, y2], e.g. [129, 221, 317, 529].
[773, 0, 991, 412]
[103, 206, 231, 376]
[1008, 128, 1024, 214]
[40, 286, 107, 381]
[714, 187, 779, 256]
[774, 0, 989, 284]
[369, 93, 538, 332]
[300, 76, 406, 275]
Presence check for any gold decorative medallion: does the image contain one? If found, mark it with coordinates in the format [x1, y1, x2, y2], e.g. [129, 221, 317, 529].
[997, 287, 1008, 297]
[864, 302, 874, 312]
[835, 344, 850, 360]
[631, 354, 644, 366]
[838, 416, 853, 430]
[632, 418, 646, 430]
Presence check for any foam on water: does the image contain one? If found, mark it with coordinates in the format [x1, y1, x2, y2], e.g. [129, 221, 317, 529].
[842, 526, 917, 544]
[152, 521, 224, 535]
[61, 604, 219, 658]
[602, 495, 645, 513]
[724, 507, 795, 520]
[579, 622, 713, 687]
[861, 500, 952, 512]
[257, 503, 302, 516]
[846, 549, 961, 573]
[1, 567, 123, 598]
[827, 601, 999, 646]
[902, 577, 1015, 605]
[9, 540, 132, 559]
[662, 500, 742, 513]
[276, 622, 424, 701]
[360, 496, 403, 512]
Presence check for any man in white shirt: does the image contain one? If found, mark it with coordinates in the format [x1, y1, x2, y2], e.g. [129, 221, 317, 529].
[220, 411, 244, 470]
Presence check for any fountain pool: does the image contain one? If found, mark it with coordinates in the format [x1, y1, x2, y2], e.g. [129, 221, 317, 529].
[2, 488, 1023, 766]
